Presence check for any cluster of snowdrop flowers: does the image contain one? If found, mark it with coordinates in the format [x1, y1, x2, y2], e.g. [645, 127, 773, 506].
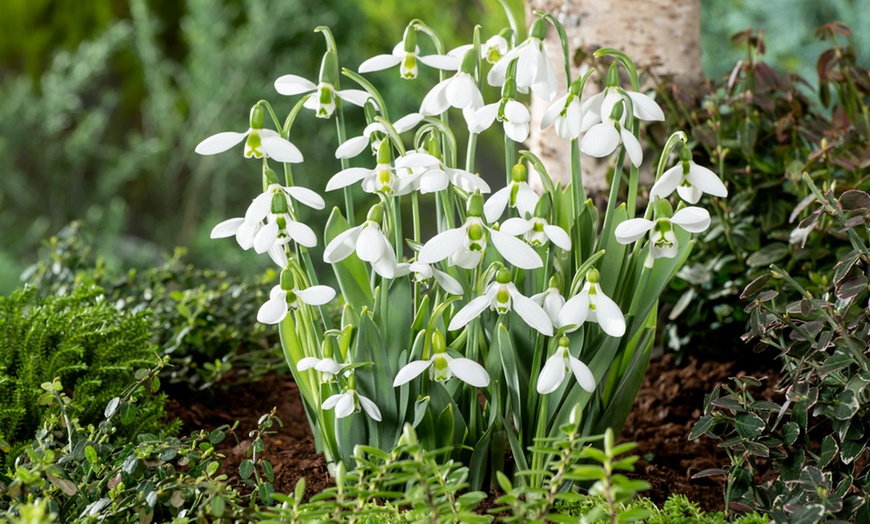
[194, 15, 731, 473]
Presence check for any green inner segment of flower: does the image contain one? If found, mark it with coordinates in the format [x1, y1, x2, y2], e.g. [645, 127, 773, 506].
[432, 355, 450, 381]
[467, 222, 486, 250]
[653, 220, 675, 249]
[495, 287, 511, 313]
[245, 132, 263, 158]
[377, 165, 394, 194]
[401, 55, 417, 79]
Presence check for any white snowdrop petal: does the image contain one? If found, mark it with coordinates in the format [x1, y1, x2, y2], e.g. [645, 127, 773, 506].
[296, 357, 320, 371]
[677, 185, 703, 205]
[649, 165, 683, 201]
[195, 131, 248, 155]
[469, 103, 500, 134]
[254, 221, 279, 253]
[356, 225, 386, 262]
[420, 80, 451, 116]
[432, 269, 463, 295]
[541, 95, 567, 129]
[268, 244, 288, 268]
[670, 207, 712, 233]
[245, 192, 273, 223]
[499, 218, 533, 236]
[418, 227, 466, 264]
[446, 357, 490, 388]
[511, 291, 554, 336]
[614, 218, 655, 244]
[285, 220, 318, 248]
[580, 123, 620, 158]
[594, 291, 626, 337]
[396, 151, 439, 168]
[626, 91, 665, 121]
[314, 358, 342, 375]
[257, 296, 288, 324]
[418, 53, 460, 70]
[419, 171, 449, 194]
[504, 122, 529, 143]
[371, 240, 397, 279]
[450, 169, 491, 193]
[447, 75, 475, 109]
[557, 293, 590, 330]
[236, 221, 259, 250]
[504, 100, 531, 124]
[334, 394, 356, 418]
[210, 217, 245, 239]
[336, 89, 371, 107]
[321, 394, 343, 410]
[687, 163, 728, 198]
[621, 128, 644, 167]
[568, 356, 596, 392]
[489, 228, 543, 269]
[359, 54, 402, 73]
[515, 186, 540, 217]
[297, 285, 336, 306]
[335, 136, 371, 159]
[448, 296, 493, 331]
[358, 394, 382, 421]
[274, 74, 317, 95]
[260, 131, 304, 163]
[393, 359, 434, 387]
[326, 167, 372, 191]
[544, 224, 572, 250]
[323, 226, 362, 263]
[483, 186, 511, 223]
[285, 186, 325, 210]
[393, 112, 425, 132]
[536, 354, 568, 394]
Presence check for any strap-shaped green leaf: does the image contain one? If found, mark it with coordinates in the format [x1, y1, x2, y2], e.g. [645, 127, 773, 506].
[324, 207, 373, 313]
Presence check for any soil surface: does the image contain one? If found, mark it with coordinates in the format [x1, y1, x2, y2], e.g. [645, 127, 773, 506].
[165, 352, 781, 513]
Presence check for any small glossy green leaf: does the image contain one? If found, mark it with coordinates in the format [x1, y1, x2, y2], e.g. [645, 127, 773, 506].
[735, 412, 765, 439]
[240, 459, 254, 480]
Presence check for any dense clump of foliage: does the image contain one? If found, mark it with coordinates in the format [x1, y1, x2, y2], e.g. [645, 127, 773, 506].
[0, 283, 164, 468]
[659, 23, 869, 356]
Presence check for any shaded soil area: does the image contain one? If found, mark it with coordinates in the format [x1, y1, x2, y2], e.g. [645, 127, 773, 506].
[165, 352, 780, 513]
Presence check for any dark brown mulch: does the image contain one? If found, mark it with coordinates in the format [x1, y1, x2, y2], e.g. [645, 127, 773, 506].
[164, 352, 781, 513]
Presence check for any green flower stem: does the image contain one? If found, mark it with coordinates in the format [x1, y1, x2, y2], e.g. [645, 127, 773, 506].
[412, 192, 421, 244]
[257, 100, 283, 133]
[537, 12, 571, 83]
[466, 132, 479, 174]
[335, 103, 355, 226]
[570, 138, 585, 269]
[803, 173, 869, 257]
[597, 148, 628, 252]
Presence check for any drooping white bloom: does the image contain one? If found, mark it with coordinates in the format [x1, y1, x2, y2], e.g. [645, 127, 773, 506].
[482, 35, 510, 65]
[649, 151, 728, 204]
[556, 269, 625, 337]
[531, 282, 566, 326]
[541, 90, 582, 140]
[448, 268, 553, 335]
[359, 41, 459, 79]
[483, 165, 540, 222]
[469, 98, 531, 143]
[244, 186, 321, 255]
[297, 356, 348, 383]
[487, 19, 558, 101]
[579, 89, 649, 167]
[579, 85, 664, 132]
[323, 206, 397, 278]
[419, 71, 483, 124]
[326, 162, 405, 195]
[322, 386, 382, 421]
[273, 74, 370, 119]
[536, 337, 595, 394]
[394, 151, 491, 195]
[397, 261, 463, 295]
[335, 113, 424, 159]
[257, 284, 336, 324]
[417, 193, 542, 270]
[614, 207, 711, 260]
[210, 217, 261, 251]
[500, 217, 571, 250]
[196, 129, 302, 164]
[393, 331, 489, 387]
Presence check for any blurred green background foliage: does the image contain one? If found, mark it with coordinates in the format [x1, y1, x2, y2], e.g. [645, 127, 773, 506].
[0, 0, 865, 294]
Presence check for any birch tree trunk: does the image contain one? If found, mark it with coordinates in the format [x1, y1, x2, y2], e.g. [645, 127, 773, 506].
[526, 0, 703, 194]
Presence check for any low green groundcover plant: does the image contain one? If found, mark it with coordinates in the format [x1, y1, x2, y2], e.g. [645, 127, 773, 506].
[195, 8, 729, 489]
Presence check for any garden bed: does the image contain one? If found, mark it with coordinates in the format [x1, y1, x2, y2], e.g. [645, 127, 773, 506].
[166, 351, 781, 513]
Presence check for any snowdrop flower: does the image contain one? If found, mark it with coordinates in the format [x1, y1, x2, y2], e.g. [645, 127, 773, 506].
[327, 141, 411, 195]
[297, 337, 348, 383]
[556, 268, 625, 337]
[210, 217, 261, 251]
[393, 330, 489, 388]
[531, 277, 567, 326]
[469, 96, 531, 143]
[500, 217, 571, 250]
[195, 104, 302, 163]
[418, 192, 542, 270]
[484, 163, 540, 223]
[245, 186, 320, 255]
[335, 113, 424, 159]
[323, 204, 397, 278]
[536, 336, 595, 394]
[359, 27, 459, 79]
[257, 281, 336, 324]
[394, 151, 491, 195]
[398, 261, 463, 295]
[449, 268, 553, 335]
[541, 80, 583, 140]
[274, 51, 370, 118]
[482, 33, 510, 64]
[649, 147, 728, 204]
[615, 205, 711, 261]
[420, 49, 483, 124]
[322, 374, 382, 421]
[487, 18, 558, 101]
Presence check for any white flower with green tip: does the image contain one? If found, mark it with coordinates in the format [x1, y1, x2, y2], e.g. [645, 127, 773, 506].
[418, 192, 542, 270]
[322, 374, 382, 421]
[420, 49, 483, 124]
[257, 283, 336, 325]
[323, 204, 397, 278]
[556, 268, 625, 337]
[335, 113, 424, 159]
[649, 148, 728, 204]
[359, 27, 459, 79]
[397, 261, 463, 295]
[297, 356, 348, 382]
[500, 217, 571, 250]
[327, 141, 412, 196]
[541, 80, 583, 140]
[244, 185, 322, 255]
[487, 18, 558, 101]
[394, 151, 491, 195]
[393, 331, 489, 388]
[274, 48, 370, 119]
[469, 98, 531, 143]
[615, 206, 711, 260]
[484, 164, 540, 222]
[531, 277, 567, 325]
[537, 336, 595, 394]
[449, 268, 553, 335]
[195, 105, 302, 163]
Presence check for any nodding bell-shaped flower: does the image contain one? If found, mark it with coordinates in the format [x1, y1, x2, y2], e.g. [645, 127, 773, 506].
[321, 373, 382, 421]
[615, 201, 711, 261]
[393, 145, 491, 195]
[327, 140, 411, 195]
[541, 79, 583, 140]
[257, 270, 336, 325]
[323, 204, 397, 278]
[449, 31, 511, 66]
[335, 113, 424, 159]
[556, 268, 625, 337]
[244, 185, 320, 256]
[418, 192, 543, 270]
[358, 25, 459, 79]
[536, 336, 595, 394]
[297, 337, 348, 383]
[484, 163, 540, 222]
[531, 276, 567, 326]
[649, 147, 728, 204]
[274, 50, 370, 119]
[393, 330, 490, 388]
[487, 18, 558, 101]
[469, 68, 531, 143]
[195, 104, 303, 163]
[448, 268, 553, 335]
[420, 49, 484, 124]
[499, 196, 571, 250]
[397, 261, 463, 295]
